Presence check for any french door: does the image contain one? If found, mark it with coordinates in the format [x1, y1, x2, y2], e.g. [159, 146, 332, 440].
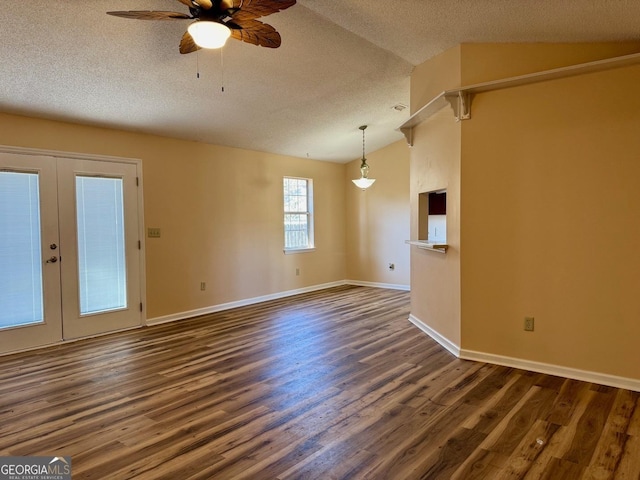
[0, 152, 143, 354]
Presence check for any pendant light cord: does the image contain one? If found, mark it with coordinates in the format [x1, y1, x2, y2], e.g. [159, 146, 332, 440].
[360, 125, 368, 168]
[362, 127, 366, 161]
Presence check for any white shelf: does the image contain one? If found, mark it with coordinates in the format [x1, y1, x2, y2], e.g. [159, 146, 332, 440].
[399, 51, 640, 145]
[398, 93, 449, 146]
[405, 240, 448, 253]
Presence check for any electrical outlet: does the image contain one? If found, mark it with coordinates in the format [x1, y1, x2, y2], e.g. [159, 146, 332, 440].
[147, 228, 161, 238]
[524, 317, 535, 332]
[200, 282, 206, 291]
[295, 268, 300, 276]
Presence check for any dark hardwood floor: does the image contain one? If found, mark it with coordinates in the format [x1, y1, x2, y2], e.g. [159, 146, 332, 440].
[1, 286, 639, 479]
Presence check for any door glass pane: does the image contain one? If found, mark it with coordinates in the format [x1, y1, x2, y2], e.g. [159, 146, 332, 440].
[76, 176, 127, 315]
[0, 172, 44, 328]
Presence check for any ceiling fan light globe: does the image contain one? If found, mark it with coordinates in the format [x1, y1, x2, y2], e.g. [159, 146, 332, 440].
[188, 21, 231, 49]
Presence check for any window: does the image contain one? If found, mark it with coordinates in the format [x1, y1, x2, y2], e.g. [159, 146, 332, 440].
[283, 177, 314, 252]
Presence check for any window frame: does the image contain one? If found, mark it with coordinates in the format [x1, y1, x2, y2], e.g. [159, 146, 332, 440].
[283, 176, 315, 254]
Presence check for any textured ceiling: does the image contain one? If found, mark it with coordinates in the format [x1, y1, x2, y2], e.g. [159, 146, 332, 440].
[1, 1, 639, 162]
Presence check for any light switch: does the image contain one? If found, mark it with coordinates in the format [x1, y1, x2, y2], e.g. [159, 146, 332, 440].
[147, 228, 161, 238]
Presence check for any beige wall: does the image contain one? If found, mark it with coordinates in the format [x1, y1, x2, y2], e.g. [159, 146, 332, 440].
[409, 110, 461, 345]
[409, 43, 640, 381]
[0, 113, 346, 319]
[460, 42, 640, 85]
[408, 44, 463, 346]
[410, 45, 461, 115]
[345, 140, 410, 287]
[461, 61, 640, 380]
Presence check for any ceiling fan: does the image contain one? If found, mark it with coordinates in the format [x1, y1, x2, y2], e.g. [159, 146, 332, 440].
[107, 0, 296, 53]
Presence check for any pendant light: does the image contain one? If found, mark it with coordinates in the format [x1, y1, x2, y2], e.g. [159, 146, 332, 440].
[352, 125, 376, 190]
[188, 21, 231, 49]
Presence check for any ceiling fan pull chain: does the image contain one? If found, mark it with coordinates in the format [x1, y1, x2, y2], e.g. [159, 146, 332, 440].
[196, 48, 201, 79]
[220, 47, 225, 93]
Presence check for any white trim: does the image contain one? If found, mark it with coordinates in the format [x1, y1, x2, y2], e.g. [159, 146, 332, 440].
[147, 281, 346, 325]
[408, 314, 460, 356]
[283, 247, 316, 255]
[0, 325, 142, 358]
[148, 280, 409, 326]
[399, 51, 640, 143]
[2, 280, 404, 354]
[135, 162, 147, 326]
[0, 144, 147, 330]
[407, 312, 640, 393]
[0, 144, 140, 164]
[283, 176, 314, 252]
[347, 280, 410, 291]
[461, 349, 640, 393]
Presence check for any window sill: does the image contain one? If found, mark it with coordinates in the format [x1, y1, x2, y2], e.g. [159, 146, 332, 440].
[405, 240, 448, 253]
[284, 247, 316, 255]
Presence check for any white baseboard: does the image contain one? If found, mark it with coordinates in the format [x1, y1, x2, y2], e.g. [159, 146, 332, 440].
[408, 314, 460, 356]
[460, 349, 640, 393]
[148, 280, 409, 326]
[408, 314, 640, 393]
[147, 281, 347, 325]
[346, 280, 410, 291]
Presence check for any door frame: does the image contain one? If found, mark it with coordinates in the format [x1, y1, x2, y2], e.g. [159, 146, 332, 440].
[0, 144, 147, 352]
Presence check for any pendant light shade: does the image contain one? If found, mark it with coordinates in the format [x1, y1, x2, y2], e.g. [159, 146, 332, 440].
[352, 125, 376, 190]
[188, 21, 231, 49]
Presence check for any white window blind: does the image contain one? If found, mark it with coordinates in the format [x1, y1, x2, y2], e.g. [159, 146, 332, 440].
[76, 176, 127, 315]
[0, 172, 44, 328]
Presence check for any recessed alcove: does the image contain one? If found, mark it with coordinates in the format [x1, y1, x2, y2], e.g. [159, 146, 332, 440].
[408, 189, 448, 253]
[418, 189, 447, 244]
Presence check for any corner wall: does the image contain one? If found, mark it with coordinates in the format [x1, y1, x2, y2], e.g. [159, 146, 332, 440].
[408, 42, 640, 386]
[407, 45, 463, 348]
[345, 139, 410, 288]
[460, 51, 640, 381]
[409, 110, 461, 346]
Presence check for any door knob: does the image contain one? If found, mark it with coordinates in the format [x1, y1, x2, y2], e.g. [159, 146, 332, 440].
[46, 256, 58, 263]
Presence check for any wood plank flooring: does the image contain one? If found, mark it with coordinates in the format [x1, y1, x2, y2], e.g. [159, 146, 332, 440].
[1, 285, 639, 479]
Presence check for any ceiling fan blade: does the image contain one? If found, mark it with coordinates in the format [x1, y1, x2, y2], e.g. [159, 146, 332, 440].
[107, 11, 191, 20]
[230, 19, 281, 48]
[174, 0, 213, 9]
[194, 0, 213, 9]
[179, 31, 202, 54]
[229, 0, 296, 22]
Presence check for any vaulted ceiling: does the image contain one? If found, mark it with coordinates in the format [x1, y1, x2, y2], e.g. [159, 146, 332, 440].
[1, 1, 639, 162]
